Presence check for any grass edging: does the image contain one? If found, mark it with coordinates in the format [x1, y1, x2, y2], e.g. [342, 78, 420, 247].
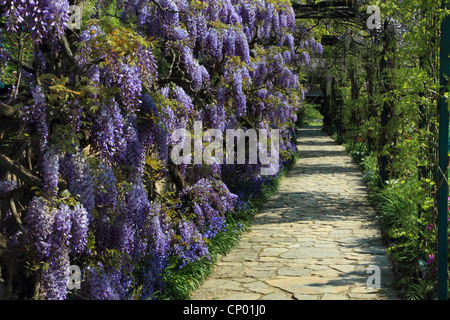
[322, 126, 436, 299]
[157, 151, 300, 300]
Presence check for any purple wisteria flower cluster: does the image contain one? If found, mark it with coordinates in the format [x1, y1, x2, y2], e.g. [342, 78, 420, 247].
[0, 180, 18, 197]
[180, 178, 237, 228]
[21, 85, 49, 152]
[0, 0, 70, 44]
[22, 198, 89, 299]
[1, 0, 320, 300]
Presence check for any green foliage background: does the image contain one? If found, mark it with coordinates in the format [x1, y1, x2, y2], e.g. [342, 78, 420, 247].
[316, 0, 450, 299]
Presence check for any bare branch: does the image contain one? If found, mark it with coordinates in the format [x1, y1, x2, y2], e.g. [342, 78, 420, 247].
[0, 153, 42, 187]
[168, 162, 186, 191]
[81, 57, 106, 74]
[10, 31, 24, 103]
[60, 34, 77, 66]
[0, 153, 67, 190]
[151, 0, 179, 13]
[161, 48, 177, 81]
[9, 197, 23, 231]
[0, 101, 18, 118]
[241, 116, 257, 130]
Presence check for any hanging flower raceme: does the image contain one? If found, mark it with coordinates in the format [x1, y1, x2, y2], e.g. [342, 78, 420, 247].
[60, 151, 95, 214]
[180, 46, 210, 92]
[116, 63, 143, 112]
[70, 203, 89, 254]
[0, 180, 19, 197]
[173, 218, 209, 268]
[1, 0, 312, 300]
[90, 99, 125, 163]
[235, 32, 250, 65]
[22, 198, 90, 299]
[41, 147, 60, 201]
[0, 0, 70, 45]
[21, 85, 49, 152]
[233, 68, 247, 118]
[205, 28, 222, 59]
[40, 203, 72, 300]
[93, 164, 118, 209]
[139, 93, 168, 164]
[180, 178, 237, 228]
[79, 263, 124, 300]
[23, 197, 54, 260]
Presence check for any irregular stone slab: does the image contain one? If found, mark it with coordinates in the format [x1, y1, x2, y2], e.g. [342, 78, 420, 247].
[225, 292, 262, 300]
[313, 242, 340, 248]
[257, 256, 278, 262]
[286, 258, 320, 265]
[311, 268, 343, 278]
[307, 265, 329, 271]
[350, 286, 382, 294]
[248, 237, 285, 244]
[348, 292, 382, 300]
[245, 269, 276, 278]
[280, 247, 341, 259]
[293, 293, 319, 300]
[259, 247, 289, 257]
[200, 279, 243, 291]
[191, 289, 235, 300]
[261, 292, 293, 300]
[331, 265, 356, 273]
[295, 237, 320, 243]
[321, 293, 349, 300]
[243, 281, 275, 294]
[213, 265, 246, 278]
[277, 267, 311, 277]
[328, 229, 353, 238]
[221, 248, 259, 262]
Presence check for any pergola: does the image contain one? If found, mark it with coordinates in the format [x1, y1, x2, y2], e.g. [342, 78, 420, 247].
[293, 0, 449, 300]
[0, 0, 448, 301]
[292, 0, 358, 20]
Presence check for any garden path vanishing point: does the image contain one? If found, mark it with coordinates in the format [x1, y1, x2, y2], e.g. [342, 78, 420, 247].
[191, 126, 398, 300]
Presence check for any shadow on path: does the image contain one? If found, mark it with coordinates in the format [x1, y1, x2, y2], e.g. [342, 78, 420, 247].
[192, 126, 397, 300]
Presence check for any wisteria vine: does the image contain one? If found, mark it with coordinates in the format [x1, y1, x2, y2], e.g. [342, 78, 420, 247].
[0, 0, 323, 299]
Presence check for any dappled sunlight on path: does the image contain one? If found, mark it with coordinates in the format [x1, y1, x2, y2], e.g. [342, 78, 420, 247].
[191, 127, 397, 300]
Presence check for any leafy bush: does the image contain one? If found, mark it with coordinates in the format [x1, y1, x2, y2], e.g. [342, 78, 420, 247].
[346, 146, 438, 299]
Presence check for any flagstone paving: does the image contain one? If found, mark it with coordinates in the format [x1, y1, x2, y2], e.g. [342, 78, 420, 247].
[191, 127, 398, 300]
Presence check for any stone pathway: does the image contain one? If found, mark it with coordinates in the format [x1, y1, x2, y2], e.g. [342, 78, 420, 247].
[191, 127, 397, 300]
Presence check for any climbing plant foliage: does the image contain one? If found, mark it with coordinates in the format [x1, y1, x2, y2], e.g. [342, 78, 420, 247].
[0, 0, 322, 299]
[317, 0, 449, 299]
